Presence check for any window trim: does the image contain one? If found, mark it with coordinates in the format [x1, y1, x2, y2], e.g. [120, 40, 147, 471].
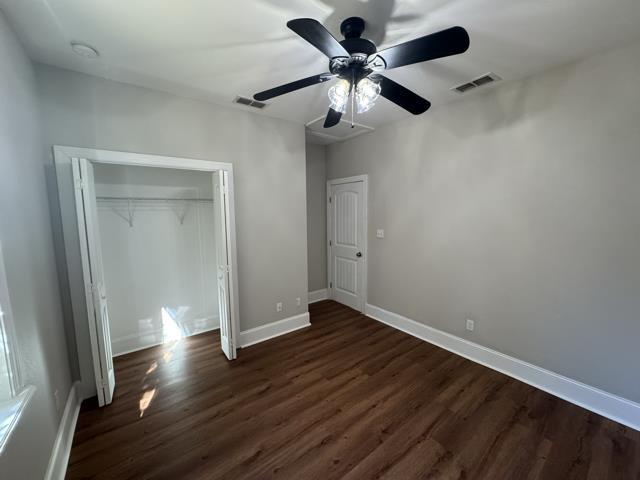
[0, 241, 35, 455]
[0, 385, 35, 455]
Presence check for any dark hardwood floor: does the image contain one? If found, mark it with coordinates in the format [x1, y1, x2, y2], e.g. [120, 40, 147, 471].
[67, 301, 640, 479]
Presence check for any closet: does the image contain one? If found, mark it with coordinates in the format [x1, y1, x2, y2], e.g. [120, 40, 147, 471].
[55, 147, 238, 407]
[93, 164, 220, 356]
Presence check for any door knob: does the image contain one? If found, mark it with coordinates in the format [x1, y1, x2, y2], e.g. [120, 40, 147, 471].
[356, 252, 362, 257]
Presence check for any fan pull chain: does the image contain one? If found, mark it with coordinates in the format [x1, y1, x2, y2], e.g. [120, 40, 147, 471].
[351, 71, 355, 128]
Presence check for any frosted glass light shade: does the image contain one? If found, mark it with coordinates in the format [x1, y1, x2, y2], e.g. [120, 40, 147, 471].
[355, 77, 381, 114]
[328, 79, 350, 113]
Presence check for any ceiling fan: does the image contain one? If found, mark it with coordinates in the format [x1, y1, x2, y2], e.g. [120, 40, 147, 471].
[254, 17, 470, 128]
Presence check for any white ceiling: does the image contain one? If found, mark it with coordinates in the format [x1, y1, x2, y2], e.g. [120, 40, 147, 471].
[2, 0, 640, 142]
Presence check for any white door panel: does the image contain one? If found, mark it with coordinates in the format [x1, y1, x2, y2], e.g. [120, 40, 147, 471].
[329, 181, 365, 311]
[74, 158, 115, 406]
[215, 170, 236, 360]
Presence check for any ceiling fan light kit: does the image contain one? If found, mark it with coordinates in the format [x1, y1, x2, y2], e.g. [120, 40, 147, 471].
[328, 77, 381, 114]
[254, 16, 470, 128]
[355, 78, 381, 113]
[328, 79, 350, 113]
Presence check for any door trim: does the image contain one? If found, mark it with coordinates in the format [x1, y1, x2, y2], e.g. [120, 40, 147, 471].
[54, 146, 241, 400]
[326, 175, 368, 312]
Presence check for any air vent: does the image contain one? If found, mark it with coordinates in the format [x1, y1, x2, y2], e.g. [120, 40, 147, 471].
[233, 96, 268, 109]
[452, 72, 502, 94]
[453, 82, 476, 93]
[251, 100, 268, 109]
[472, 73, 501, 87]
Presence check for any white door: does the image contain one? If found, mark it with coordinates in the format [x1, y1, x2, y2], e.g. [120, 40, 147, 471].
[73, 158, 115, 406]
[329, 180, 366, 311]
[215, 170, 236, 360]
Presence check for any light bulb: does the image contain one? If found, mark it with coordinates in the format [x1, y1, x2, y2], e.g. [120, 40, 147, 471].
[328, 79, 350, 113]
[355, 77, 381, 113]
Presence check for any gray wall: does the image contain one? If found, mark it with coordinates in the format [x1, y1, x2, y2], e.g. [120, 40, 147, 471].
[306, 143, 327, 292]
[0, 12, 73, 479]
[327, 39, 640, 403]
[36, 64, 308, 397]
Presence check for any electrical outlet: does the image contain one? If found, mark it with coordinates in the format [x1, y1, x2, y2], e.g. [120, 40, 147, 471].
[276, 302, 283, 312]
[296, 297, 301, 307]
[466, 319, 475, 332]
[376, 229, 385, 239]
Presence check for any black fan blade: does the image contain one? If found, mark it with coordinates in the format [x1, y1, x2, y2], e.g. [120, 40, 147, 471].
[373, 75, 431, 115]
[324, 108, 342, 128]
[287, 18, 349, 59]
[254, 73, 334, 101]
[377, 26, 469, 70]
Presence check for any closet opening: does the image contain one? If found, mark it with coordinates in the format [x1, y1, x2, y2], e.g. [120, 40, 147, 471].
[54, 147, 239, 407]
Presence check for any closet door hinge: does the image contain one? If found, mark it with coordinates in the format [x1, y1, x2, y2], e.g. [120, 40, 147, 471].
[88, 283, 100, 313]
[329, 282, 332, 289]
[88, 282, 101, 297]
[329, 196, 332, 203]
[75, 178, 85, 191]
[220, 265, 231, 273]
[222, 184, 229, 196]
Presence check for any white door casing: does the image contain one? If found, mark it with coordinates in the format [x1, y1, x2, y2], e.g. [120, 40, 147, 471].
[56, 146, 241, 402]
[216, 170, 236, 360]
[327, 176, 367, 312]
[73, 158, 116, 406]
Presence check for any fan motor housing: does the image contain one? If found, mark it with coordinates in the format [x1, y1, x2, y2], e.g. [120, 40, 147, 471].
[329, 59, 373, 83]
[339, 37, 377, 56]
[340, 17, 365, 38]
[338, 17, 377, 56]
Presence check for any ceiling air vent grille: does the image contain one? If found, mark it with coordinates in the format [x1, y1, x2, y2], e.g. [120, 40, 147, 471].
[453, 82, 476, 93]
[452, 72, 502, 94]
[233, 96, 268, 109]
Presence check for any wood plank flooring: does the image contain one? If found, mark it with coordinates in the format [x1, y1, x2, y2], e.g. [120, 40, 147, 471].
[67, 301, 640, 479]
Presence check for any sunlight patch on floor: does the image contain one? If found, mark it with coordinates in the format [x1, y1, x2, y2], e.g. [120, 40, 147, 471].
[139, 388, 156, 418]
[145, 361, 157, 374]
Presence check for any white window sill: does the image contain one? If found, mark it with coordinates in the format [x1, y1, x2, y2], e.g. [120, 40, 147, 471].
[0, 385, 35, 456]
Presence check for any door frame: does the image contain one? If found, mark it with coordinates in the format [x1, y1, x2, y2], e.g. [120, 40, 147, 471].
[54, 146, 240, 400]
[326, 175, 368, 312]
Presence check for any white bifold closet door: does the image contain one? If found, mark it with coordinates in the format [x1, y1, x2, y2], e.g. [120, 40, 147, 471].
[73, 159, 237, 406]
[215, 170, 236, 360]
[73, 158, 116, 406]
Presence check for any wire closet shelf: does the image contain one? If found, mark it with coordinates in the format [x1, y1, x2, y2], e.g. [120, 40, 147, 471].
[96, 196, 215, 227]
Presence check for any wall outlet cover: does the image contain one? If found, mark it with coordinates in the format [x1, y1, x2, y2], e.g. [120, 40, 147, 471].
[466, 319, 475, 331]
[376, 229, 385, 239]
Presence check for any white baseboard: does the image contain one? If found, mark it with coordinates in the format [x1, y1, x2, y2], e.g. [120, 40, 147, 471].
[45, 381, 82, 480]
[365, 303, 640, 431]
[308, 289, 328, 304]
[112, 317, 219, 357]
[239, 312, 310, 348]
